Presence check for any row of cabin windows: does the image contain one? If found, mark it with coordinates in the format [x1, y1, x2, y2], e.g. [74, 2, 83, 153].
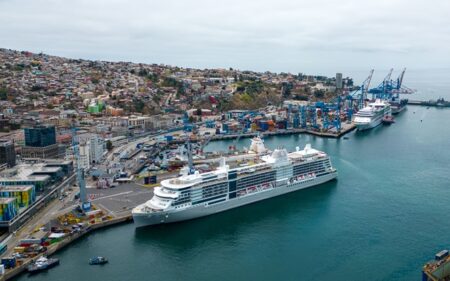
[237, 175, 276, 188]
[293, 161, 328, 170]
[234, 180, 274, 193]
[293, 163, 330, 174]
[237, 171, 276, 184]
[202, 186, 228, 198]
[293, 160, 330, 170]
[189, 183, 228, 195]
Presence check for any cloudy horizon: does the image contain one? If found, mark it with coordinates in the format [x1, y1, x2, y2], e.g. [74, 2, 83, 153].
[1, 0, 450, 79]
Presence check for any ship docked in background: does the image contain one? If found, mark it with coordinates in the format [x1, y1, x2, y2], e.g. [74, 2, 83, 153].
[389, 98, 408, 114]
[132, 144, 337, 227]
[353, 99, 392, 131]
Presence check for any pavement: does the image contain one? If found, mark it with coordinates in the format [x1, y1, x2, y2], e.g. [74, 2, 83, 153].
[87, 183, 153, 217]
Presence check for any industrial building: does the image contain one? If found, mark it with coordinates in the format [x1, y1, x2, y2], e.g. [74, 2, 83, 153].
[0, 198, 18, 221]
[0, 160, 71, 193]
[0, 185, 36, 208]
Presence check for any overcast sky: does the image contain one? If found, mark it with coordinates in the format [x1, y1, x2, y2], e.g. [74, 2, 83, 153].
[1, 0, 449, 79]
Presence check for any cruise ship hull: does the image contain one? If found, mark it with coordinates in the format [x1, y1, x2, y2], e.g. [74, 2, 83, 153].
[133, 172, 337, 228]
[354, 119, 382, 131]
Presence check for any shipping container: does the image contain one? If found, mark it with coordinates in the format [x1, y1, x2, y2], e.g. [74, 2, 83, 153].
[1, 257, 16, 269]
[436, 249, 449, 260]
[13, 247, 25, 253]
[19, 238, 42, 245]
[259, 121, 269, 131]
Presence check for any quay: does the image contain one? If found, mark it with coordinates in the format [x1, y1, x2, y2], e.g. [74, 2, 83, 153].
[0, 214, 133, 281]
[408, 99, 450, 107]
[168, 124, 356, 145]
[0, 182, 152, 281]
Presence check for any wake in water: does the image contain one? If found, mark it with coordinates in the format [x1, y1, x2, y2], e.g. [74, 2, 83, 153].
[338, 158, 373, 180]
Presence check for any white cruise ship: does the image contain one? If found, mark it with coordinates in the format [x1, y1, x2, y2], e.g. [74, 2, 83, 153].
[132, 144, 337, 227]
[353, 99, 391, 130]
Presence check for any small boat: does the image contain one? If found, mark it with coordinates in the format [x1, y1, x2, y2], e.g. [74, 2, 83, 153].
[89, 256, 108, 265]
[382, 115, 395, 124]
[27, 256, 59, 273]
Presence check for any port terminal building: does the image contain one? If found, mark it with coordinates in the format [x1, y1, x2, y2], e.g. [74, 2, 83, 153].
[0, 160, 74, 231]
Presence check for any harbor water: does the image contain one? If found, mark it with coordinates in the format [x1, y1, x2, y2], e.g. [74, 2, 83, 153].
[15, 70, 450, 281]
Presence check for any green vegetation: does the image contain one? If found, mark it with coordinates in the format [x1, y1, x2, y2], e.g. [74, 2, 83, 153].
[138, 68, 148, 77]
[0, 88, 7, 101]
[106, 140, 113, 151]
[133, 99, 145, 113]
[147, 73, 159, 83]
[161, 77, 182, 88]
[314, 89, 325, 99]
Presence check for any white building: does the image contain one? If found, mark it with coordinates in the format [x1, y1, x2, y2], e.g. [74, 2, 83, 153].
[77, 133, 105, 166]
[126, 116, 153, 130]
[78, 143, 91, 170]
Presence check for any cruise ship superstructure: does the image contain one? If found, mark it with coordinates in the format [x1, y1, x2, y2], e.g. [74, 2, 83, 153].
[132, 144, 337, 227]
[353, 99, 391, 130]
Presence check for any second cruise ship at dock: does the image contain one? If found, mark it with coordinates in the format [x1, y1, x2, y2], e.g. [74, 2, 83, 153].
[132, 144, 337, 227]
[353, 99, 392, 130]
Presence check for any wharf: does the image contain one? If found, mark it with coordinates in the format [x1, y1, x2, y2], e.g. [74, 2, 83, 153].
[0, 214, 133, 281]
[168, 124, 356, 145]
[0, 183, 151, 280]
[408, 100, 450, 107]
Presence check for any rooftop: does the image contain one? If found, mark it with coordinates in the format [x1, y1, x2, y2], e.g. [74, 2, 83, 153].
[0, 197, 16, 204]
[0, 185, 34, 191]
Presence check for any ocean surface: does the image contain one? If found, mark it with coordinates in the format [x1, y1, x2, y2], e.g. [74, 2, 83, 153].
[15, 70, 450, 281]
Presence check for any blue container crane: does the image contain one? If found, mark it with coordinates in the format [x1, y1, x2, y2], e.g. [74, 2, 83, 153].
[300, 106, 307, 128]
[350, 69, 374, 110]
[369, 68, 415, 101]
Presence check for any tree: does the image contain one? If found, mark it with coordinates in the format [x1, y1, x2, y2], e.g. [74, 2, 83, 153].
[106, 140, 113, 151]
[134, 100, 145, 113]
[314, 89, 325, 99]
[138, 68, 148, 77]
[0, 88, 7, 101]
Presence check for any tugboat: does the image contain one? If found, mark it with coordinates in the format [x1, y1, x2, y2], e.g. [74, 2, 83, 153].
[27, 256, 60, 273]
[382, 115, 395, 125]
[89, 256, 108, 265]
